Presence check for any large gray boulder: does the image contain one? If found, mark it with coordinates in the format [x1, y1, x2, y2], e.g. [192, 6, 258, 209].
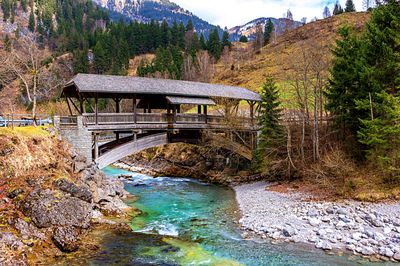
[23, 189, 92, 229]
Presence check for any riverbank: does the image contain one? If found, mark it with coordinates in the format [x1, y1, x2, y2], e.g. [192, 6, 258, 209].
[234, 182, 400, 262]
[0, 127, 135, 265]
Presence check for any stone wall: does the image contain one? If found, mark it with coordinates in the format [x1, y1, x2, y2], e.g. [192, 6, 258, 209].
[54, 116, 93, 163]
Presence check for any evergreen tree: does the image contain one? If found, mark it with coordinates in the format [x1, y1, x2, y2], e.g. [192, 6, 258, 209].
[73, 49, 89, 74]
[345, 0, 356, 12]
[264, 19, 274, 45]
[207, 28, 222, 60]
[199, 33, 207, 50]
[333, 2, 344, 15]
[255, 77, 285, 174]
[221, 30, 231, 49]
[327, 0, 400, 167]
[186, 19, 194, 31]
[28, 10, 35, 32]
[239, 35, 248, 43]
[93, 41, 108, 74]
[357, 92, 400, 183]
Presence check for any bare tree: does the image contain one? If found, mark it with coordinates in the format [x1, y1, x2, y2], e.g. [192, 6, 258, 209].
[182, 50, 214, 82]
[323, 6, 331, 18]
[284, 9, 294, 32]
[4, 35, 44, 122]
[253, 23, 264, 52]
[363, 0, 374, 10]
[301, 17, 307, 25]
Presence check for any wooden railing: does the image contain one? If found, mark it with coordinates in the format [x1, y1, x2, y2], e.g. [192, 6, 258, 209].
[57, 113, 256, 130]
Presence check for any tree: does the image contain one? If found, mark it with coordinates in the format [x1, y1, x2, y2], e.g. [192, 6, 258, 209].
[239, 35, 248, 43]
[186, 19, 194, 31]
[327, 0, 400, 164]
[323, 6, 331, 18]
[264, 19, 274, 45]
[253, 23, 264, 52]
[363, 0, 374, 10]
[93, 41, 108, 74]
[357, 92, 400, 183]
[199, 33, 207, 50]
[221, 30, 231, 49]
[255, 77, 285, 174]
[301, 17, 307, 25]
[284, 9, 294, 32]
[28, 10, 35, 32]
[345, 0, 356, 12]
[333, 1, 344, 15]
[4, 36, 45, 122]
[207, 28, 222, 60]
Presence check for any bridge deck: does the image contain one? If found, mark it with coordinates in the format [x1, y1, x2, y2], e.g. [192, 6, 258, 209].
[59, 113, 258, 132]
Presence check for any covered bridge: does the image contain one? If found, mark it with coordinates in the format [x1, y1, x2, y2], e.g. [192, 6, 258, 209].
[56, 74, 262, 168]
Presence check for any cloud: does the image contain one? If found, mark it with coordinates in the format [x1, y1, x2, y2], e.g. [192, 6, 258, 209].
[172, 0, 364, 28]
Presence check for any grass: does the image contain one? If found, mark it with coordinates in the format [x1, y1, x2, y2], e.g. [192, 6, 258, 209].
[0, 126, 50, 138]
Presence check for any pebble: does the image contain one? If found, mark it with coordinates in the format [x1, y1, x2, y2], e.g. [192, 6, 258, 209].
[234, 182, 400, 261]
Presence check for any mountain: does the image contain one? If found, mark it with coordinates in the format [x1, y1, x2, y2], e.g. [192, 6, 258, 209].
[229, 17, 303, 41]
[92, 0, 222, 36]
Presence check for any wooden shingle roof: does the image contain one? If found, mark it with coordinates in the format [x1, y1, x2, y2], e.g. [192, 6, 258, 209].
[63, 74, 261, 102]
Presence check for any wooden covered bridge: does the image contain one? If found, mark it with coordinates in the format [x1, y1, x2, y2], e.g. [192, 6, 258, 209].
[55, 74, 261, 169]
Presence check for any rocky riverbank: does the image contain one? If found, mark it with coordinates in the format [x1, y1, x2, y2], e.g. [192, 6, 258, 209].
[0, 127, 135, 265]
[235, 182, 400, 262]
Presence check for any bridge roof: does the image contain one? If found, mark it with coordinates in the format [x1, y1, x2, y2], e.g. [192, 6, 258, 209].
[63, 74, 261, 102]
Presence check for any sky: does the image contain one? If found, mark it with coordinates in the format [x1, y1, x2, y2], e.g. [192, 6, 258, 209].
[172, 0, 364, 28]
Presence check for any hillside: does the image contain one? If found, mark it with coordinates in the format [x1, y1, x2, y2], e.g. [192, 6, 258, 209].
[213, 12, 370, 99]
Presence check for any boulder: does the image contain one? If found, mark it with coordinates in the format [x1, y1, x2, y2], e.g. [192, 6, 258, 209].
[282, 227, 297, 237]
[54, 178, 93, 203]
[394, 252, 400, 261]
[52, 226, 80, 252]
[23, 189, 92, 229]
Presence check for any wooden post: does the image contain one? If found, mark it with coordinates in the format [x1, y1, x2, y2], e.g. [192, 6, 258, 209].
[198, 105, 202, 114]
[79, 97, 84, 114]
[95, 94, 98, 125]
[173, 105, 177, 123]
[133, 96, 137, 124]
[115, 98, 120, 113]
[204, 105, 208, 124]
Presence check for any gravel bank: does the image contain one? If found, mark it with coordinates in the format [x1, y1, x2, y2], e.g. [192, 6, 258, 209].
[234, 182, 400, 262]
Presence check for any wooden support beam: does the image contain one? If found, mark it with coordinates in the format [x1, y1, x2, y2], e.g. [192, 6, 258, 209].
[133, 96, 137, 124]
[204, 105, 208, 124]
[198, 105, 202, 114]
[70, 98, 81, 114]
[115, 98, 121, 113]
[95, 95, 98, 125]
[65, 96, 73, 116]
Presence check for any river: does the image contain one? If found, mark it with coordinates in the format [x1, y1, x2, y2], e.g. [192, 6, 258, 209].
[68, 167, 390, 265]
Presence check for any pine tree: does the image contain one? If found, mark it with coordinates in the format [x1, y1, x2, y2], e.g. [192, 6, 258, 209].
[199, 33, 207, 50]
[28, 10, 35, 32]
[255, 77, 285, 174]
[239, 35, 248, 43]
[357, 92, 400, 183]
[345, 0, 356, 12]
[93, 41, 108, 74]
[207, 28, 222, 60]
[221, 30, 231, 49]
[73, 49, 89, 74]
[327, 0, 400, 166]
[186, 19, 194, 32]
[333, 1, 344, 15]
[264, 19, 274, 45]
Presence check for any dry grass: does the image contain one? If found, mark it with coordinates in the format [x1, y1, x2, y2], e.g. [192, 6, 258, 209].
[213, 12, 370, 96]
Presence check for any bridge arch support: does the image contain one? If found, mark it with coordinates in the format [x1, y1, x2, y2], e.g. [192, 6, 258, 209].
[95, 132, 254, 169]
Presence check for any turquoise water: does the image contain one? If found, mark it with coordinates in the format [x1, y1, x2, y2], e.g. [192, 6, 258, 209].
[85, 167, 391, 266]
